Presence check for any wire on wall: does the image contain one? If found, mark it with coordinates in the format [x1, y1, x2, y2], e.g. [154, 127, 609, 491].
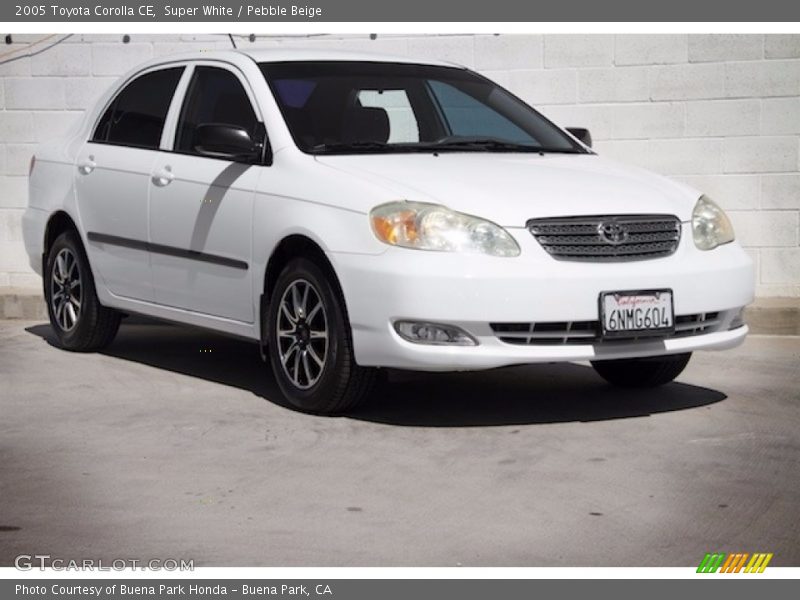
[0, 34, 73, 66]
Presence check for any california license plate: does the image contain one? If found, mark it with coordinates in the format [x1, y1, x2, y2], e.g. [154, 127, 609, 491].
[600, 290, 674, 338]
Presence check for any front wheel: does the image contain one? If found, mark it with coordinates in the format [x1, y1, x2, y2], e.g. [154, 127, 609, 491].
[591, 353, 692, 388]
[267, 257, 377, 414]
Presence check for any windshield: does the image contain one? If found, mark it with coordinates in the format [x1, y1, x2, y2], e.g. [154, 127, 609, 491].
[259, 61, 586, 155]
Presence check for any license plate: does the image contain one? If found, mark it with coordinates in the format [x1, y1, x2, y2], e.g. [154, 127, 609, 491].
[600, 290, 674, 338]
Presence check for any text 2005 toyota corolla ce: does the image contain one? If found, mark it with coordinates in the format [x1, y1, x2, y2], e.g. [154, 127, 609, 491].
[23, 49, 754, 414]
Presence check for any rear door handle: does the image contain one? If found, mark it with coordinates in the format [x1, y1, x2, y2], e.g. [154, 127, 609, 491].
[77, 156, 96, 175]
[152, 165, 174, 187]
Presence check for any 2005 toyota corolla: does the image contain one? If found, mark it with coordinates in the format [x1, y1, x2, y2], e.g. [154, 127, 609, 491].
[23, 49, 754, 414]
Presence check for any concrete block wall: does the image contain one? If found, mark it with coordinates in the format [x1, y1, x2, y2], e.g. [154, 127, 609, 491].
[1, 33, 798, 296]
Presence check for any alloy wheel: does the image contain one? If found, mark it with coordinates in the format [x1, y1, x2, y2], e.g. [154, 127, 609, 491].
[276, 279, 329, 389]
[50, 247, 83, 332]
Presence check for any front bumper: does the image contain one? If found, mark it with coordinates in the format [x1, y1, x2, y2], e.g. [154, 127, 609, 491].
[331, 228, 755, 371]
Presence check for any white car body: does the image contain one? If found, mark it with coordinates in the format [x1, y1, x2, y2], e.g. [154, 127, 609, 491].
[23, 49, 754, 374]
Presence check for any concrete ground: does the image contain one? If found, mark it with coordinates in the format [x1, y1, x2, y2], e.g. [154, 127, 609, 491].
[0, 319, 798, 567]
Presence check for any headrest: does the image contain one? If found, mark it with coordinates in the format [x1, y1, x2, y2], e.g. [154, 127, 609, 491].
[342, 106, 390, 144]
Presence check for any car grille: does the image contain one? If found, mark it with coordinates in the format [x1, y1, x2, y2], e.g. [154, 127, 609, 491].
[490, 312, 721, 345]
[527, 214, 682, 261]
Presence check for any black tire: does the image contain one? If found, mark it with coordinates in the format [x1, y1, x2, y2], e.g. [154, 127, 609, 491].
[591, 353, 692, 388]
[267, 257, 377, 414]
[44, 230, 121, 351]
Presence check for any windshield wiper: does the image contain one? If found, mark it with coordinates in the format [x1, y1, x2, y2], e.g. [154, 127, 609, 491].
[425, 139, 583, 153]
[311, 141, 394, 154]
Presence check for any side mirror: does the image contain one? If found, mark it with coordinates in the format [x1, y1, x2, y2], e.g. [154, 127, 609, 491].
[194, 123, 260, 162]
[566, 127, 592, 148]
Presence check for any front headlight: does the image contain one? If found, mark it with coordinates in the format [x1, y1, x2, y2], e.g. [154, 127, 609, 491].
[370, 201, 520, 257]
[692, 195, 735, 251]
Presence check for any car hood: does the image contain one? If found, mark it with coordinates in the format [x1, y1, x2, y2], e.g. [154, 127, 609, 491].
[314, 153, 699, 226]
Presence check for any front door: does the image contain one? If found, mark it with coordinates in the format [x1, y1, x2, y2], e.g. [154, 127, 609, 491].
[149, 65, 262, 323]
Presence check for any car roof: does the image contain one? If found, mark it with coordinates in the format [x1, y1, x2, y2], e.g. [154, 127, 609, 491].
[238, 47, 459, 67]
[139, 48, 462, 70]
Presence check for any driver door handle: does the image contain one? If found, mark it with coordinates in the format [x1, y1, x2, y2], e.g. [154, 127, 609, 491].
[77, 156, 96, 175]
[152, 165, 174, 187]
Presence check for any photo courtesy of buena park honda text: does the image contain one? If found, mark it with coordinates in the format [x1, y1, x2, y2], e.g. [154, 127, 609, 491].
[0, 0, 799, 597]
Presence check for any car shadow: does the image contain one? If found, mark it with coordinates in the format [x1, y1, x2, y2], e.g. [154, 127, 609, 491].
[25, 319, 727, 427]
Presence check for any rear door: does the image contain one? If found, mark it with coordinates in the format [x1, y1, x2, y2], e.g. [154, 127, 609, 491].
[76, 67, 184, 301]
[148, 64, 262, 322]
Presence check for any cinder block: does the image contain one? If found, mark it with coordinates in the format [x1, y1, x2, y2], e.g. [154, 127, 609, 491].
[726, 60, 800, 97]
[508, 69, 577, 105]
[674, 175, 760, 210]
[0, 112, 34, 143]
[685, 99, 760, 137]
[152, 41, 221, 57]
[578, 67, 649, 103]
[0, 177, 28, 209]
[474, 35, 543, 70]
[31, 43, 91, 76]
[33, 112, 82, 143]
[612, 102, 684, 139]
[646, 139, 723, 175]
[64, 77, 116, 110]
[0, 288, 47, 320]
[0, 209, 24, 242]
[723, 137, 798, 173]
[761, 248, 800, 284]
[727, 210, 799, 247]
[407, 36, 475, 68]
[4, 78, 66, 110]
[746, 296, 800, 335]
[537, 104, 615, 141]
[765, 35, 800, 59]
[0, 241, 29, 271]
[649, 64, 726, 100]
[544, 35, 613, 68]
[307, 36, 410, 57]
[0, 146, 6, 174]
[593, 140, 652, 170]
[5, 144, 36, 176]
[688, 34, 763, 63]
[91, 43, 153, 76]
[761, 174, 800, 209]
[8, 273, 41, 289]
[614, 34, 688, 66]
[761, 98, 800, 135]
[0, 45, 32, 76]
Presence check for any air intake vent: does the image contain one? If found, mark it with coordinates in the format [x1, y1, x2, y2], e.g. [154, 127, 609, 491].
[490, 312, 720, 345]
[527, 214, 682, 261]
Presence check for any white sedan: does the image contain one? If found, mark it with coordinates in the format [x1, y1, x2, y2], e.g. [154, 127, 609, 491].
[23, 49, 754, 414]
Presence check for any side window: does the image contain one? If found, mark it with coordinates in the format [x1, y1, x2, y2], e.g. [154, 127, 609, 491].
[93, 67, 183, 149]
[175, 67, 259, 155]
[428, 80, 536, 144]
[357, 89, 420, 143]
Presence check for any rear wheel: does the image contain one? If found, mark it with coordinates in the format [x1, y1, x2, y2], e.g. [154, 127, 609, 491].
[267, 257, 377, 414]
[45, 230, 120, 351]
[591, 353, 692, 388]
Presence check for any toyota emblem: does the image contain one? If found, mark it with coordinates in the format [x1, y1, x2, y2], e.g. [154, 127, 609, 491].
[598, 221, 628, 245]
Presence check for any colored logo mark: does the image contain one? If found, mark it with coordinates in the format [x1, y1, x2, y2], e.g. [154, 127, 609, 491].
[697, 552, 773, 573]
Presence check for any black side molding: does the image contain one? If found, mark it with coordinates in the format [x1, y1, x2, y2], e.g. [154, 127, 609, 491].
[86, 232, 248, 271]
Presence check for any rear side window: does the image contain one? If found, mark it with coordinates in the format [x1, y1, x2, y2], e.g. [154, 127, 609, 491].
[93, 67, 183, 149]
[175, 66, 260, 155]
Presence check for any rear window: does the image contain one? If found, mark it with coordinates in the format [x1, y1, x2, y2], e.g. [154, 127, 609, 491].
[93, 67, 183, 149]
